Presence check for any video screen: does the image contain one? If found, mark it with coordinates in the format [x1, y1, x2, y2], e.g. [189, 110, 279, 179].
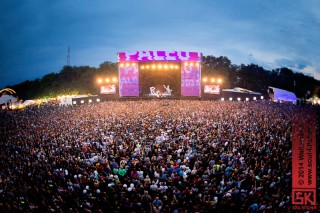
[100, 85, 116, 94]
[204, 85, 220, 94]
[181, 63, 201, 96]
[119, 64, 139, 97]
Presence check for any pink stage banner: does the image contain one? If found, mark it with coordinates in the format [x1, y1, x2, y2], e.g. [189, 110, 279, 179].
[119, 65, 139, 97]
[118, 51, 202, 62]
[181, 64, 200, 96]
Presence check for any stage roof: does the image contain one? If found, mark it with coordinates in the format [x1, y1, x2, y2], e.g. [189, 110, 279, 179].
[269, 86, 297, 102]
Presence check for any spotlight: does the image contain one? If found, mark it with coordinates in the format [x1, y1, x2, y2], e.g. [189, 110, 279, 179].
[132, 63, 136, 66]
[96, 98, 100, 102]
[175, 65, 179, 69]
[203, 77, 207, 82]
[190, 62, 194, 66]
[221, 98, 225, 101]
[106, 78, 110, 83]
[88, 99, 92, 103]
[126, 63, 129, 67]
[146, 65, 150, 69]
[152, 64, 156, 69]
[112, 77, 117, 82]
[158, 64, 162, 69]
[164, 64, 168, 69]
[97, 79, 102, 84]
[80, 100, 84, 104]
[72, 101, 76, 104]
[253, 97, 257, 101]
[170, 64, 174, 69]
[120, 63, 124, 67]
[237, 97, 241, 101]
[229, 97, 233, 101]
[196, 62, 200, 66]
[217, 79, 222, 84]
[211, 78, 215, 83]
[184, 62, 189, 66]
[141, 65, 145, 69]
[246, 97, 249, 101]
[261, 96, 264, 100]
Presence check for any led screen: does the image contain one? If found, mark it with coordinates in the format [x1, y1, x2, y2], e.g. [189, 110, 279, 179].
[181, 64, 201, 96]
[100, 85, 116, 94]
[204, 85, 220, 94]
[119, 64, 139, 97]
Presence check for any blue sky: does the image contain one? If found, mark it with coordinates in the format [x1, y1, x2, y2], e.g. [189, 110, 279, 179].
[0, 0, 319, 88]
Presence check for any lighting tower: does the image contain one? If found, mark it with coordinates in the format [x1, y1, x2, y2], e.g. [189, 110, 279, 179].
[67, 46, 70, 66]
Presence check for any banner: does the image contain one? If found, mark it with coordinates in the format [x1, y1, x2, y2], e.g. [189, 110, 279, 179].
[118, 51, 202, 62]
[181, 63, 200, 96]
[291, 109, 317, 211]
[119, 64, 139, 97]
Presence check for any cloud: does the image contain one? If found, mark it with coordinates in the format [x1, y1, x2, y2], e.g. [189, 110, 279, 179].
[1, 0, 320, 88]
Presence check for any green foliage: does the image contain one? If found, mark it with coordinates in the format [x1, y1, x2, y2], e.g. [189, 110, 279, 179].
[6, 59, 320, 100]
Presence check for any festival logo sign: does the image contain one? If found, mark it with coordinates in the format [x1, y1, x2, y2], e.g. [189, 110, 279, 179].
[118, 51, 202, 62]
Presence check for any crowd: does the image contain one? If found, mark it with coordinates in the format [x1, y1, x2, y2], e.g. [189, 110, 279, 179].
[0, 100, 312, 212]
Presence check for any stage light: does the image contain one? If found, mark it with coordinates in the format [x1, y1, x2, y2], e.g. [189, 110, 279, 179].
[88, 99, 92, 103]
[112, 77, 117, 82]
[73, 101, 76, 104]
[96, 98, 100, 102]
[237, 97, 241, 101]
[221, 98, 225, 101]
[253, 97, 257, 101]
[196, 62, 200, 66]
[152, 64, 156, 69]
[203, 77, 207, 82]
[184, 62, 189, 66]
[146, 65, 150, 69]
[158, 64, 162, 69]
[229, 97, 233, 101]
[261, 96, 264, 100]
[80, 100, 84, 104]
[211, 78, 215, 83]
[170, 64, 174, 69]
[120, 63, 124, 67]
[97, 79, 102, 84]
[190, 62, 194, 66]
[217, 79, 222, 84]
[126, 63, 129, 67]
[141, 65, 145, 69]
[175, 65, 179, 69]
[132, 63, 136, 66]
[164, 64, 168, 69]
[246, 97, 249, 101]
[106, 78, 110, 83]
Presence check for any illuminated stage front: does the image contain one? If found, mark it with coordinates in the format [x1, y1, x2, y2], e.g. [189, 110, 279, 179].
[118, 51, 202, 98]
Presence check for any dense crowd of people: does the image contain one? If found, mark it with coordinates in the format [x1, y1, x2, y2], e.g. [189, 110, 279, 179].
[0, 100, 316, 212]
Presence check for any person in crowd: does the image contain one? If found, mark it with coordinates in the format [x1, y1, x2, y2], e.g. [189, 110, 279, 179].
[0, 100, 306, 212]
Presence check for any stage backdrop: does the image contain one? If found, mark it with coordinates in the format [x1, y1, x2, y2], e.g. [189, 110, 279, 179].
[118, 51, 202, 97]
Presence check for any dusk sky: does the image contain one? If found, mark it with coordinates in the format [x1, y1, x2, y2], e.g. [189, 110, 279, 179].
[1, 0, 319, 88]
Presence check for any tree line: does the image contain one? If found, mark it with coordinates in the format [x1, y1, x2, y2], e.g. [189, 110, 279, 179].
[7, 56, 320, 100]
